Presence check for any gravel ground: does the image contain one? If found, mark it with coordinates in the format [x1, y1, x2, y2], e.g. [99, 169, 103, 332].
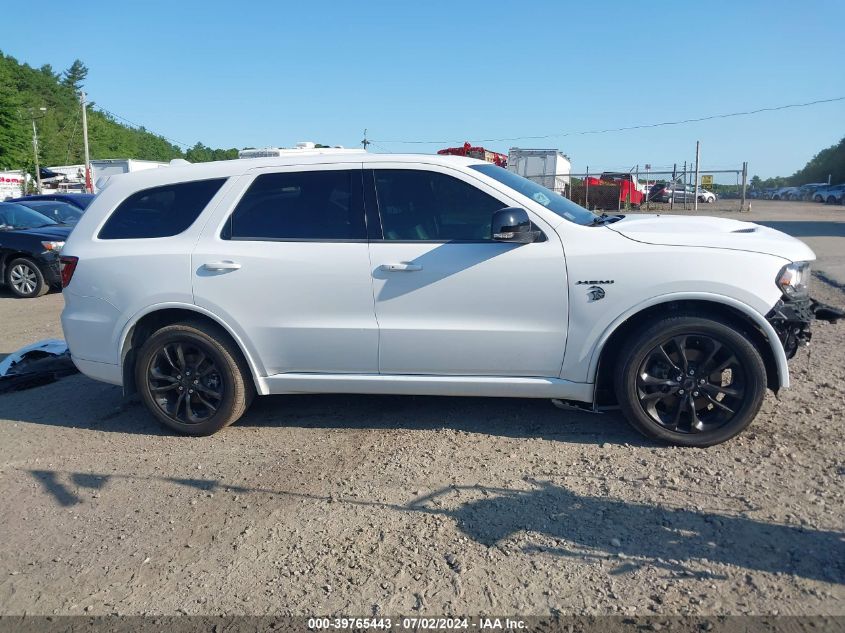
[0, 202, 843, 617]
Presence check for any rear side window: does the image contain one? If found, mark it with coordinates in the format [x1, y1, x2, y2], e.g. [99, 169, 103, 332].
[99, 179, 225, 239]
[224, 169, 365, 240]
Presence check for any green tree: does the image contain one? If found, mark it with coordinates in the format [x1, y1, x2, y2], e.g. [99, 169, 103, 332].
[0, 51, 244, 173]
[790, 137, 845, 185]
[61, 59, 88, 91]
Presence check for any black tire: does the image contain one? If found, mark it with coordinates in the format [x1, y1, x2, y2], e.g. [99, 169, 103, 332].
[614, 315, 767, 447]
[135, 321, 254, 435]
[5, 257, 48, 298]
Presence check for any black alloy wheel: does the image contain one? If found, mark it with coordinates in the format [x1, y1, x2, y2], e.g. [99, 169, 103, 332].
[635, 334, 745, 434]
[135, 321, 254, 435]
[614, 315, 767, 447]
[147, 340, 224, 425]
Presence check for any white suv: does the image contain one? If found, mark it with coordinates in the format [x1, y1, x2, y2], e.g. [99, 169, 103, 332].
[59, 152, 840, 446]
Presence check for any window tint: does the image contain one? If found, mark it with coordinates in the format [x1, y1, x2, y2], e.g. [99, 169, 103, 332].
[374, 169, 504, 241]
[99, 179, 225, 239]
[226, 170, 365, 240]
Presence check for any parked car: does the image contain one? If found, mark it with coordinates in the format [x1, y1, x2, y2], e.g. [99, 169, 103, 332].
[648, 183, 696, 202]
[697, 188, 717, 203]
[0, 202, 71, 298]
[13, 199, 84, 225]
[788, 183, 826, 201]
[6, 192, 95, 210]
[811, 183, 845, 204]
[59, 152, 842, 447]
[771, 187, 798, 200]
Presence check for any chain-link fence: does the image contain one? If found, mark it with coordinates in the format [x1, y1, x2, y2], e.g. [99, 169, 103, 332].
[520, 164, 749, 212]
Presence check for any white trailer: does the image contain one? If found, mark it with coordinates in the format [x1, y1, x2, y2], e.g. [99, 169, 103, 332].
[507, 148, 571, 194]
[90, 159, 169, 192]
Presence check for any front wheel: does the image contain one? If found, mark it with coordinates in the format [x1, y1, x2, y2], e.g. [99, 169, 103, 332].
[614, 316, 767, 447]
[135, 321, 254, 435]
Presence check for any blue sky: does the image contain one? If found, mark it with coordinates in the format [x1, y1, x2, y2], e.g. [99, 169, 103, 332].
[3, 0, 843, 179]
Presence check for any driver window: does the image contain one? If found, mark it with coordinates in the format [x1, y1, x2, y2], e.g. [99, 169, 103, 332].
[374, 169, 504, 241]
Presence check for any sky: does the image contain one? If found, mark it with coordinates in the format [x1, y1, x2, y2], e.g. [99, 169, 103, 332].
[2, 0, 844, 180]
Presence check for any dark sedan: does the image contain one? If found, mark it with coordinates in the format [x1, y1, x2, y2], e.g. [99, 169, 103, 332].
[6, 193, 95, 210]
[0, 202, 72, 298]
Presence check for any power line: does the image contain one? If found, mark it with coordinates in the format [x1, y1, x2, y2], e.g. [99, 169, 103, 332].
[372, 96, 845, 145]
[95, 106, 192, 148]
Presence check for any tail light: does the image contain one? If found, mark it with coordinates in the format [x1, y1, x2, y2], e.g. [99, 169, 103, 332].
[60, 256, 78, 288]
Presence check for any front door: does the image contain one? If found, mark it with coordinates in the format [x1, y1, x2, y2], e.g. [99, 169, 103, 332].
[367, 165, 569, 377]
[192, 166, 379, 376]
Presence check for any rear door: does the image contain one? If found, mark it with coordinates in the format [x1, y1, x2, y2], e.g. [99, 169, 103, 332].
[192, 165, 379, 376]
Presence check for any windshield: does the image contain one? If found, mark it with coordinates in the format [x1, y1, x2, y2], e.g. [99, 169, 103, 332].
[0, 203, 59, 230]
[469, 164, 598, 225]
[19, 200, 83, 224]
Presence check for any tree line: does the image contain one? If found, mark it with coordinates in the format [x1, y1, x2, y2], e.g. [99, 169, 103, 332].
[750, 137, 844, 190]
[0, 52, 239, 174]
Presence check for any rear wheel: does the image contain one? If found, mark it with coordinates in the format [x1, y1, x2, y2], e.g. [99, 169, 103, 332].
[135, 321, 254, 435]
[614, 315, 767, 447]
[5, 257, 48, 298]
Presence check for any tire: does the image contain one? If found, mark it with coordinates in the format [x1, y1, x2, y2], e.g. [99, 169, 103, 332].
[613, 315, 767, 447]
[5, 257, 48, 298]
[135, 321, 255, 435]
[826, 196, 836, 205]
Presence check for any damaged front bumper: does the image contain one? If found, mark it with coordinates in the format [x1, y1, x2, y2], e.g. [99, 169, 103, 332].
[766, 297, 845, 358]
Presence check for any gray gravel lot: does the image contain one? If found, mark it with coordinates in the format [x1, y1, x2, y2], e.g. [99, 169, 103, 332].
[0, 201, 842, 617]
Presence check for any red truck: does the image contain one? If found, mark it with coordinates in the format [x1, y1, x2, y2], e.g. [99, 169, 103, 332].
[584, 172, 645, 207]
[437, 142, 507, 167]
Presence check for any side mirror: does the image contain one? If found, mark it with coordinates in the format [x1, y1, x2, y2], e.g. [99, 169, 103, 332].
[491, 207, 540, 243]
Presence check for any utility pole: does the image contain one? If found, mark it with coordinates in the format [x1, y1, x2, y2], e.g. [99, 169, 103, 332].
[361, 129, 371, 150]
[27, 106, 47, 194]
[670, 163, 676, 211]
[740, 161, 748, 212]
[693, 140, 700, 212]
[32, 119, 42, 194]
[682, 161, 687, 211]
[80, 92, 92, 193]
[585, 165, 590, 209]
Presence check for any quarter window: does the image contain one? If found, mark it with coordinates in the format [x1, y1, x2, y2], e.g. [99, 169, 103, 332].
[225, 170, 365, 240]
[374, 169, 505, 241]
[99, 179, 225, 239]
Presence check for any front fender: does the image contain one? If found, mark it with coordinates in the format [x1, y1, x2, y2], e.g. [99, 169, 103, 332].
[586, 292, 789, 390]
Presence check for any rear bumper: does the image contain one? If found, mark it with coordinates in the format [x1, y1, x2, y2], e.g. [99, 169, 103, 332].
[70, 356, 122, 386]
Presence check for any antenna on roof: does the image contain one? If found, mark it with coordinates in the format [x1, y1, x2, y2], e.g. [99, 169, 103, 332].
[361, 129, 371, 150]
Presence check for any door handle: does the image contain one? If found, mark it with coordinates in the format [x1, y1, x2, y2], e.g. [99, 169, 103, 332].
[379, 263, 422, 272]
[203, 260, 241, 271]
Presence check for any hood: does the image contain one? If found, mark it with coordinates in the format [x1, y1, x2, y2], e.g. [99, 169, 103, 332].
[608, 214, 815, 262]
[11, 224, 73, 240]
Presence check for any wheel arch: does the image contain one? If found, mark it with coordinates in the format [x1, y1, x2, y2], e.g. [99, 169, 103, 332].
[119, 303, 267, 397]
[589, 294, 788, 406]
[1, 251, 39, 279]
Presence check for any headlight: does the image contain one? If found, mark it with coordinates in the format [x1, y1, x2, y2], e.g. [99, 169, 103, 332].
[776, 261, 811, 298]
[41, 241, 65, 252]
